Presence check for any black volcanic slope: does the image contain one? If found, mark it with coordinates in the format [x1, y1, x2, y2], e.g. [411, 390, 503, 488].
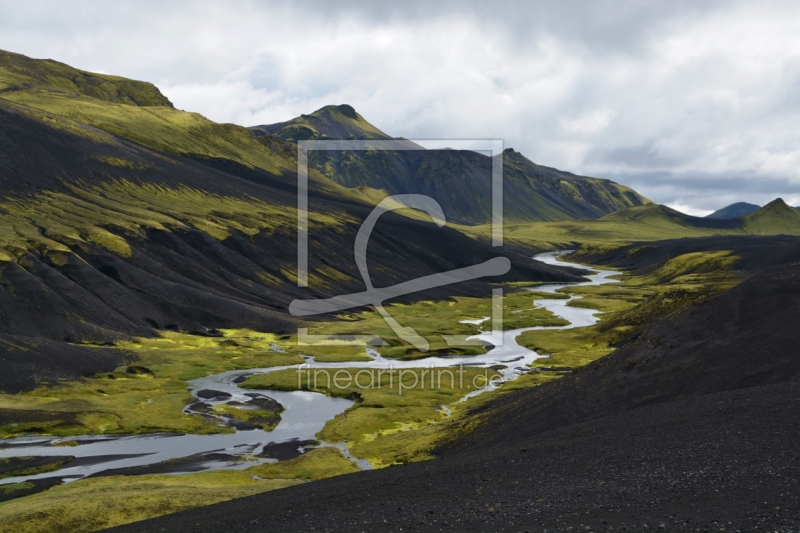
[0, 107, 584, 393]
[110, 237, 800, 533]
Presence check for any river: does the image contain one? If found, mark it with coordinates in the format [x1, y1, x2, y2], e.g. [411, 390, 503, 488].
[0, 252, 617, 484]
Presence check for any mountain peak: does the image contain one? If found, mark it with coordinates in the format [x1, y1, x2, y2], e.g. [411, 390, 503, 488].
[741, 198, 800, 234]
[249, 103, 390, 142]
[762, 197, 790, 210]
[311, 104, 359, 119]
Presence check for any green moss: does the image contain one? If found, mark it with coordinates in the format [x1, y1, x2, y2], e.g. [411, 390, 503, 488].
[0, 179, 348, 262]
[0, 88, 292, 175]
[0, 482, 34, 495]
[211, 401, 282, 431]
[244, 366, 500, 467]
[0, 331, 303, 437]
[0, 50, 173, 108]
[641, 251, 739, 283]
[0, 471, 298, 533]
[287, 344, 373, 362]
[247, 447, 360, 480]
[0, 457, 72, 479]
[92, 156, 150, 170]
[466, 203, 800, 249]
[296, 288, 569, 360]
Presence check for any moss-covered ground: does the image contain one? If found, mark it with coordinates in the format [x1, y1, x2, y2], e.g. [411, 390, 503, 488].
[0, 179, 348, 265]
[247, 446, 360, 480]
[0, 330, 302, 437]
[299, 288, 569, 360]
[0, 471, 300, 533]
[518, 250, 740, 371]
[244, 365, 501, 467]
[0, 249, 748, 532]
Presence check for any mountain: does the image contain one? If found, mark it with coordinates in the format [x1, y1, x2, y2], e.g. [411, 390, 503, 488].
[706, 201, 761, 218]
[498, 199, 800, 247]
[0, 50, 585, 391]
[249, 104, 390, 141]
[250, 108, 651, 224]
[740, 198, 800, 234]
[0, 50, 173, 107]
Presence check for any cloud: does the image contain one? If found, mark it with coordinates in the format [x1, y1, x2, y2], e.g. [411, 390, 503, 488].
[0, 0, 798, 211]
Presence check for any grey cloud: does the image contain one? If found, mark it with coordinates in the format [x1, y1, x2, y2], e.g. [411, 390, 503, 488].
[588, 144, 686, 168]
[1, 0, 799, 212]
[607, 172, 800, 211]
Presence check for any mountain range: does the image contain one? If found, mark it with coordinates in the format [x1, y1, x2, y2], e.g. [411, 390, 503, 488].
[496, 197, 800, 247]
[3, 48, 800, 531]
[250, 104, 650, 224]
[1, 48, 800, 388]
[0, 50, 594, 389]
[707, 201, 800, 219]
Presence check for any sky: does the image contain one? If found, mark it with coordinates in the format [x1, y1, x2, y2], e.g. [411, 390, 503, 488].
[2, 0, 800, 215]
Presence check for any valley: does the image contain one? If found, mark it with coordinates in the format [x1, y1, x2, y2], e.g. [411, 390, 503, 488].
[0, 244, 756, 532]
[0, 49, 799, 532]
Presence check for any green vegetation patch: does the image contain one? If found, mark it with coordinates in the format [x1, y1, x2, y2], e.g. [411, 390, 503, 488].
[0, 331, 303, 437]
[286, 344, 374, 362]
[247, 447, 360, 480]
[0, 471, 298, 533]
[0, 482, 35, 495]
[243, 366, 500, 467]
[0, 179, 347, 262]
[298, 289, 569, 361]
[210, 397, 283, 431]
[520, 251, 742, 371]
[466, 202, 800, 250]
[640, 250, 739, 283]
[0, 457, 73, 480]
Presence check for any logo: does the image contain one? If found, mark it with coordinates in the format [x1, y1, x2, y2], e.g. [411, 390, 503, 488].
[290, 140, 505, 351]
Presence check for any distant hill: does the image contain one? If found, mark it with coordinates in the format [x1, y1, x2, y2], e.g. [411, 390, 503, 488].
[740, 198, 800, 234]
[706, 202, 761, 219]
[488, 199, 800, 247]
[250, 107, 651, 225]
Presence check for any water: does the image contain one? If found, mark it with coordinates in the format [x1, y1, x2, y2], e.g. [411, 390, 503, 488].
[0, 252, 617, 484]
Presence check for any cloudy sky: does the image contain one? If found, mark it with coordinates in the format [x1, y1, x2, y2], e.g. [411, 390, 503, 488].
[2, 0, 799, 214]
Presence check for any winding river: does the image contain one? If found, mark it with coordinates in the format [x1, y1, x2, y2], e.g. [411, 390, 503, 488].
[0, 252, 617, 485]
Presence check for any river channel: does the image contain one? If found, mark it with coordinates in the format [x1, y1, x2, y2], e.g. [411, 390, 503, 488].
[0, 252, 618, 484]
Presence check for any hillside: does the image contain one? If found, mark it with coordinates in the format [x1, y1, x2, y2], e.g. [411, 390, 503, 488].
[0, 50, 586, 391]
[740, 197, 800, 234]
[706, 201, 760, 218]
[250, 109, 651, 224]
[490, 198, 800, 247]
[109, 236, 800, 532]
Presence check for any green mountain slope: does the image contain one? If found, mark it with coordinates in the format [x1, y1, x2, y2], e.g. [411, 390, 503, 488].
[250, 104, 391, 141]
[487, 200, 800, 247]
[0, 50, 173, 107]
[706, 202, 761, 219]
[0, 50, 583, 392]
[740, 198, 800, 234]
[0, 50, 299, 179]
[250, 109, 651, 224]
